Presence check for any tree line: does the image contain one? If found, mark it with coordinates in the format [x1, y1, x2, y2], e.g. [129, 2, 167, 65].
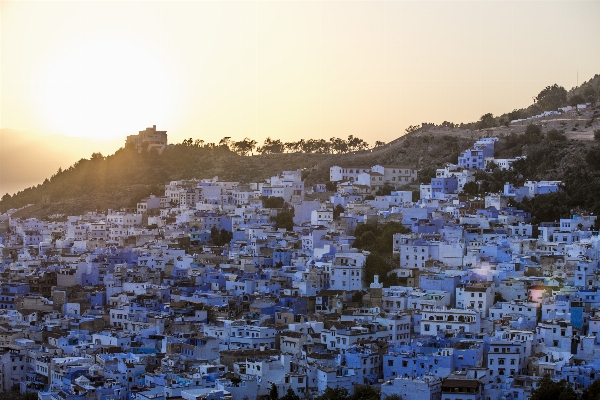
[179, 135, 379, 156]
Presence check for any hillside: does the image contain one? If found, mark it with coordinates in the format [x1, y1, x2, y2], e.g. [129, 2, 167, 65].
[0, 132, 477, 219]
[2, 77, 600, 221]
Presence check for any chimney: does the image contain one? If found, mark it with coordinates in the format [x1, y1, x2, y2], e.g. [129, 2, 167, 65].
[153, 125, 156, 130]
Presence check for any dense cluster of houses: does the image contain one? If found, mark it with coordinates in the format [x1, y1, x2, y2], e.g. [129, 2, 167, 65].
[0, 136, 598, 400]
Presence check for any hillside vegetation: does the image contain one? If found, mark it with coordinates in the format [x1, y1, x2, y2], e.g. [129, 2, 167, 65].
[2, 76, 600, 220]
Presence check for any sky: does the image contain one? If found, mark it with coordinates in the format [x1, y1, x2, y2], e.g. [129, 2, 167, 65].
[1, 0, 600, 193]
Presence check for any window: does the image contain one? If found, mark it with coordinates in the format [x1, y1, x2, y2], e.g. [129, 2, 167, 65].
[424, 324, 430, 332]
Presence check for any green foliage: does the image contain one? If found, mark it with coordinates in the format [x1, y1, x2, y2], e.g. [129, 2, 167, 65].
[348, 385, 380, 400]
[508, 109, 525, 121]
[259, 137, 286, 154]
[325, 181, 338, 192]
[210, 227, 233, 246]
[535, 84, 568, 111]
[232, 137, 258, 155]
[530, 377, 577, 400]
[353, 221, 409, 287]
[0, 392, 37, 400]
[333, 204, 345, 220]
[90, 152, 105, 161]
[375, 184, 394, 196]
[351, 290, 365, 305]
[586, 147, 600, 170]
[279, 388, 301, 400]
[525, 123, 543, 139]
[547, 129, 567, 141]
[461, 181, 480, 196]
[315, 387, 349, 400]
[412, 190, 420, 202]
[518, 191, 571, 225]
[271, 209, 294, 231]
[262, 196, 285, 209]
[582, 84, 598, 103]
[353, 221, 410, 254]
[477, 113, 497, 129]
[569, 94, 586, 107]
[494, 292, 506, 303]
[315, 386, 379, 400]
[418, 166, 437, 184]
[475, 167, 522, 195]
[267, 383, 279, 400]
[581, 378, 600, 400]
[362, 253, 401, 287]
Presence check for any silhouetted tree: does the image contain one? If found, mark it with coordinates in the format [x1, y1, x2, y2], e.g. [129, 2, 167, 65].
[535, 84, 567, 111]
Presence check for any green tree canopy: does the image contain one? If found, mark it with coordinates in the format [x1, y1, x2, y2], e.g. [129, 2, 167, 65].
[535, 84, 567, 111]
[530, 378, 577, 400]
[477, 113, 497, 129]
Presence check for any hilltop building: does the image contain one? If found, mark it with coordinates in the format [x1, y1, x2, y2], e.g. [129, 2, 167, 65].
[126, 125, 168, 153]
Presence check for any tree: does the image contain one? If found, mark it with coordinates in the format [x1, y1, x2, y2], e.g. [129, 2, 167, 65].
[581, 377, 600, 400]
[376, 184, 394, 196]
[349, 384, 380, 400]
[535, 84, 567, 111]
[477, 113, 497, 129]
[0, 392, 37, 400]
[547, 129, 566, 141]
[210, 227, 233, 246]
[268, 383, 279, 400]
[524, 124, 543, 144]
[418, 166, 437, 184]
[218, 137, 232, 151]
[259, 137, 285, 154]
[325, 181, 338, 192]
[90, 152, 105, 161]
[333, 204, 345, 220]
[586, 146, 600, 170]
[582, 84, 598, 103]
[315, 387, 349, 400]
[568, 93, 586, 107]
[271, 209, 294, 231]
[279, 388, 300, 400]
[262, 196, 285, 209]
[461, 181, 480, 196]
[530, 377, 577, 400]
[508, 109, 524, 121]
[233, 138, 257, 156]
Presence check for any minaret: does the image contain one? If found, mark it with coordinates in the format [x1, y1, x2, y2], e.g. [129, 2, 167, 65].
[369, 275, 383, 309]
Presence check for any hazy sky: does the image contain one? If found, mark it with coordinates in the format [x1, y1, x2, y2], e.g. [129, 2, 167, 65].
[2, 0, 600, 147]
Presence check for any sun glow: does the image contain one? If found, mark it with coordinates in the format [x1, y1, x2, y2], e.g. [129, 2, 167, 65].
[33, 31, 180, 140]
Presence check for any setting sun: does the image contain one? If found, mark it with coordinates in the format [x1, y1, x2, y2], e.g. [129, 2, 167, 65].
[33, 30, 180, 140]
